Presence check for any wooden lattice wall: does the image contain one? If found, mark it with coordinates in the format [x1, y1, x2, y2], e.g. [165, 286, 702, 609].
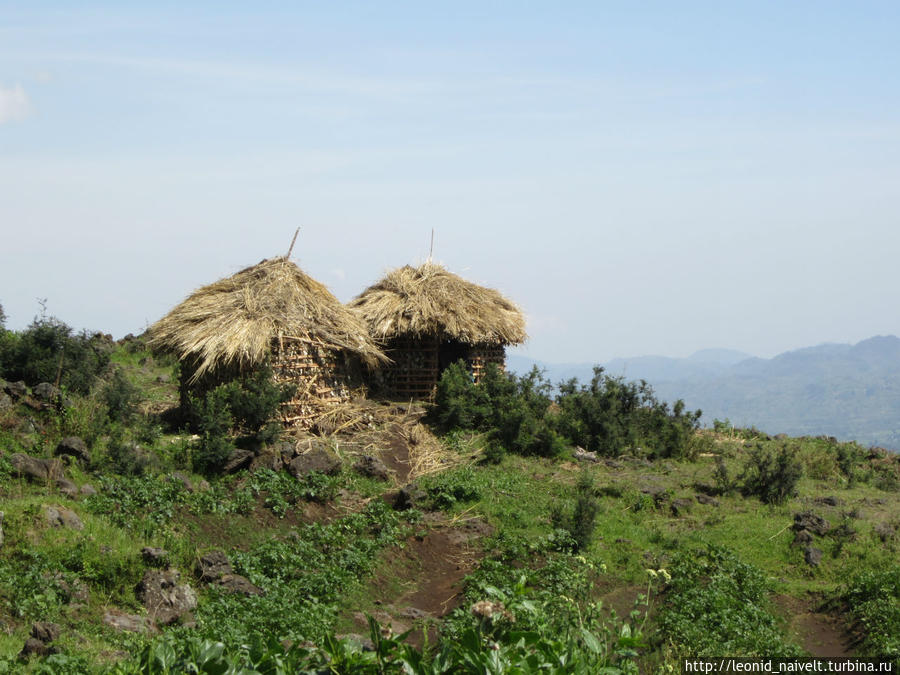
[374, 337, 506, 400]
[178, 338, 358, 429]
[271, 337, 354, 427]
[376, 336, 440, 400]
[468, 344, 506, 384]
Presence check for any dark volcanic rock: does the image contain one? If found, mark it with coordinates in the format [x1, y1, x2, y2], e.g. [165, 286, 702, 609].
[10, 453, 64, 482]
[141, 547, 169, 567]
[288, 448, 341, 478]
[137, 569, 197, 626]
[695, 493, 720, 507]
[793, 511, 831, 536]
[793, 529, 814, 546]
[80, 484, 97, 497]
[196, 550, 233, 582]
[814, 496, 842, 507]
[0, 392, 11, 411]
[223, 448, 254, 473]
[354, 455, 391, 481]
[19, 637, 53, 659]
[44, 505, 84, 530]
[217, 573, 264, 597]
[55, 478, 79, 498]
[4, 380, 27, 399]
[30, 622, 61, 644]
[169, 472, 193, 492]
[32, 382, 61, 402]
[55, 437, 90, 464]
[103, 609, 155, 634]
[804, 546, 823, 567]
[393, 483, 427, 511]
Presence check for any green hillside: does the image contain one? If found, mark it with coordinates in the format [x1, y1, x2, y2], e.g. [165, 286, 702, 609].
[1, 315, 899, 672]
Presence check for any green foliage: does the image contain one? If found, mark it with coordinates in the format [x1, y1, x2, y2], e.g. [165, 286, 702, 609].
[0, 316, 110, 395]
[843, 567, 900, 660]
[190, 501, 415, 646]
[420, 466, 481, 509]
[430, 362, 566, 458]
[183, 364, 295, 473]
[739, 443, 803, 505]
[102, 367, 141, 424]
[430, 363, 700, 460]
[658, 546, 802, 657]
[187, 388, 235, 474]
[441, 547, 644, 673]
[557, 368, 701, 459]
[551, 472, 600, 552]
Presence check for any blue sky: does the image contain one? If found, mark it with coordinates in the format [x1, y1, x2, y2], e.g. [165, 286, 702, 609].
[2, 2, 899, 363]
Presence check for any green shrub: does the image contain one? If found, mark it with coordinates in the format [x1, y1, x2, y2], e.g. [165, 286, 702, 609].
[551, 472, 600, 552]
[842, 567, 900, 660]
[739, 443, 803, 505]
[102, 367, 141, 423]
[429, 362, 564, 457]
[658, 546, 801, 657]
[0, 316, 110, 395]
[188, 388, 235, 474]
[556, 368, 701, 459]
[182, 364, 294, 471]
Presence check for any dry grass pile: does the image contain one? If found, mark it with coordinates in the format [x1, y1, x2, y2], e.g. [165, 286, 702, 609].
[308, 397, 406, 436]
[405, 422, 476, 480]
[149, 257, 386, 382]
[349, 262, 527, 345]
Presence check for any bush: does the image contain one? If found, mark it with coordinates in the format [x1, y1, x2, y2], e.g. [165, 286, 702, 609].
[739, 444, 803, 505]
[188, 388, 235, 474]
[102, 368, 141, 423]
[551, 472, 600, 552]
[430, 362, 564, 457]
[658, 546, 802, 657]
[843, 567, 900, 661]
[183, 364, 295, 461]
[0, 316, 110, 395]
[556, 368, 701, 459]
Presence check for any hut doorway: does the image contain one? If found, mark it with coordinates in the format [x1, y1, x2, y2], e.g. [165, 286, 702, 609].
[438, 340, 469, 374]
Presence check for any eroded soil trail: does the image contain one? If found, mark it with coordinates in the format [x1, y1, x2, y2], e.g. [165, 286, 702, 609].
[773, 594, 855, 657]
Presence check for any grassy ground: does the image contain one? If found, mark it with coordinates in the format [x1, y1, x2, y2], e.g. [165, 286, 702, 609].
[1, 341, 898, 671]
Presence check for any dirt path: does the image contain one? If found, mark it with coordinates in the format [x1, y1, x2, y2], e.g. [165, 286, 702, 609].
[773, 594, 854, 657]
[345, 515, 491, 648]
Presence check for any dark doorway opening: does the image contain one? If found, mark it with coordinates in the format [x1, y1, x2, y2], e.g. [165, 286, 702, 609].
[438, 340, 469, 376]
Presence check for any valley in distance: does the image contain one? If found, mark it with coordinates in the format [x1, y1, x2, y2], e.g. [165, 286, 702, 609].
[509, 334, 900, 451]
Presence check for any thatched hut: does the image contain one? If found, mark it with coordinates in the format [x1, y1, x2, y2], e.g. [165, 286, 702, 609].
[348, 262, 526, 399]
[149, 256, 386, 427]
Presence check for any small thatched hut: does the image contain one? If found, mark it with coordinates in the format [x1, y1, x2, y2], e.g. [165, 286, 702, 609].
[149, 256, 386, 427]
[348, 262, 526, 399]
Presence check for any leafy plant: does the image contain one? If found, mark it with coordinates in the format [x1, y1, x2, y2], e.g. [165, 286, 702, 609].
[657, 546, 801, 657]
[739, 443, 803, 505]
[551, 472, 600, 552]
[0, 315, 110, 395]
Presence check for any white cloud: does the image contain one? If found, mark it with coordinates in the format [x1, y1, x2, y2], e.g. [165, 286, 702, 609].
[0, 84, 32, 124]
[330, 268, 346, 281]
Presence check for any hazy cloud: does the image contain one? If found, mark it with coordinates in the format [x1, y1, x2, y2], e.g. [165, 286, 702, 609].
[0, 84, 32, 123]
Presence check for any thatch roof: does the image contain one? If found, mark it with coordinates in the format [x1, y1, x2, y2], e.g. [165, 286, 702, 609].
[348, 262, 527, 346]
[149, 257, 387, 381]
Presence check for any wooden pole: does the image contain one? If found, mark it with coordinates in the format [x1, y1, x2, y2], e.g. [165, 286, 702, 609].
[286, 227, 300, 259]
[428, 228, 434, 261]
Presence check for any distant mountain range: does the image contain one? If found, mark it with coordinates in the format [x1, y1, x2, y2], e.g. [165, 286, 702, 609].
[508, 336, 900, 450]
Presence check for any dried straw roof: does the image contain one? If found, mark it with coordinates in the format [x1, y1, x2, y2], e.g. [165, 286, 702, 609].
[348, 262, 527, 346]
[149, 257, 386, 380]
